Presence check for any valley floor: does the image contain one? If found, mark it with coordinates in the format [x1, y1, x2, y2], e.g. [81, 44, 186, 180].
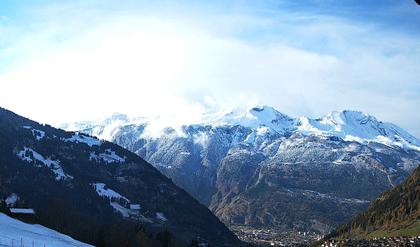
[231, 226, 323, 246]
[321, 236, 420, 247]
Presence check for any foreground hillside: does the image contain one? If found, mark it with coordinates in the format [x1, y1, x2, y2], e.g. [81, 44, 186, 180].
[327, 166, 420, 240]
[0, 213, 92, 247]
[67, 106, 420, 239]
[0, 107, 242, 247]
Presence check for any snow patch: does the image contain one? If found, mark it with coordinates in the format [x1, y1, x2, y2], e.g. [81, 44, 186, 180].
[388, 167, 397, 173]
[17, 148, 33, 162]
[256, 126, 270, 136]
[109, 202, 141, 219]
[110, 202, 131, 218]
[23, 126, 45, 140]
[91, 183, 144, 219]
[344, 143, 359, 152]
[92, 183, 129, 202]
[156, 212, 168, 222]
[89, 149, 126, 164]
[343, 135, 365, 143]
[61, 133, 101, 147]
[17, 147, 73, 180]
[244, 131, 256, 144]
[130, 204, 141, 210]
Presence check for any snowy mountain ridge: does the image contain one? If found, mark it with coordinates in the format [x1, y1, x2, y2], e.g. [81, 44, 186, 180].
[297, 110, 420, 150]
[62, 105, 420, 151]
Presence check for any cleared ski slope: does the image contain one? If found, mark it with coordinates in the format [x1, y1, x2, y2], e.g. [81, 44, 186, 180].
[0, 213, 92, 247]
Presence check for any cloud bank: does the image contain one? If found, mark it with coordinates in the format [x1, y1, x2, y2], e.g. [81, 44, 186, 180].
[0, 1, 419, 137]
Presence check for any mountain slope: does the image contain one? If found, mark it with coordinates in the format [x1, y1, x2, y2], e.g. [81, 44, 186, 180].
[0, 213, 92, 247]
[65, 106, 420, 239]
[327, 165, 420, 239]
[0, 107, 242, 247]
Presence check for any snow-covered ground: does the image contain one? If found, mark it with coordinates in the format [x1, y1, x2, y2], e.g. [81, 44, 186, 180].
[0, 213, 92, 247]
[91, 183, 140, 219]
[155, 212, 168, 222]
[61, 133, 101, 147]
[16, 147, 73, 180]
[92, 183, 129, 202]
[89, 149, 126, 164]
[23, 126, 46, 141]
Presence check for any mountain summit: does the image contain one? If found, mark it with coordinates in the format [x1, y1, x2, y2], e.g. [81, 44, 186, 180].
[207, 105, 296, 134]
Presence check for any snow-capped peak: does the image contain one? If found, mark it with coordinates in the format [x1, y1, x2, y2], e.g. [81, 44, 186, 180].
[298, 110, 420, 150]
[323, 110, 378, 127]
[208, 105, 295, 134]
[61, 106, 420, 151]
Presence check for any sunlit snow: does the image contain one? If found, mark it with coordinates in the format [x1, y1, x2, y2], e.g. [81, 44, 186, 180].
[0, 213, 92, 247]
[23, 126, 46, 140]
[89, 149, 126, 164]
[61, 133, 101, 147]
[17, 147, 73, 180]
[92, 183, 129, 202]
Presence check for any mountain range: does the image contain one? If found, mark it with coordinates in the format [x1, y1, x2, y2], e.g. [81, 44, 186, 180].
[0, 107, 242, 247]
[64, 105, 420, 238]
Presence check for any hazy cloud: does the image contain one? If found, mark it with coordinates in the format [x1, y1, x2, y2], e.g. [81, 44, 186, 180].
[0, 1, 419, 137]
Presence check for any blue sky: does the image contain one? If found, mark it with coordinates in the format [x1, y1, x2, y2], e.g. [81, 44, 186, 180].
[0, 0, 419, 137]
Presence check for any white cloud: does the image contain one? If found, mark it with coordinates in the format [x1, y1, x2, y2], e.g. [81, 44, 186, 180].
[193, 132, 210, 148]
[0, 2, 419, 137]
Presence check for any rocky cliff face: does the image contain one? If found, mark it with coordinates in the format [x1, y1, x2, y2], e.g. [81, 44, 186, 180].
[65, 106, 420, 234]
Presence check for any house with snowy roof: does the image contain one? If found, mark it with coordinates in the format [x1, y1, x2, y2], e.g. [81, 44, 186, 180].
[9, 208, 36, 223]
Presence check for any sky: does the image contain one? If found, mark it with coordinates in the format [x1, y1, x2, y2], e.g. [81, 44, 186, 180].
[0, 0, 419, 137]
